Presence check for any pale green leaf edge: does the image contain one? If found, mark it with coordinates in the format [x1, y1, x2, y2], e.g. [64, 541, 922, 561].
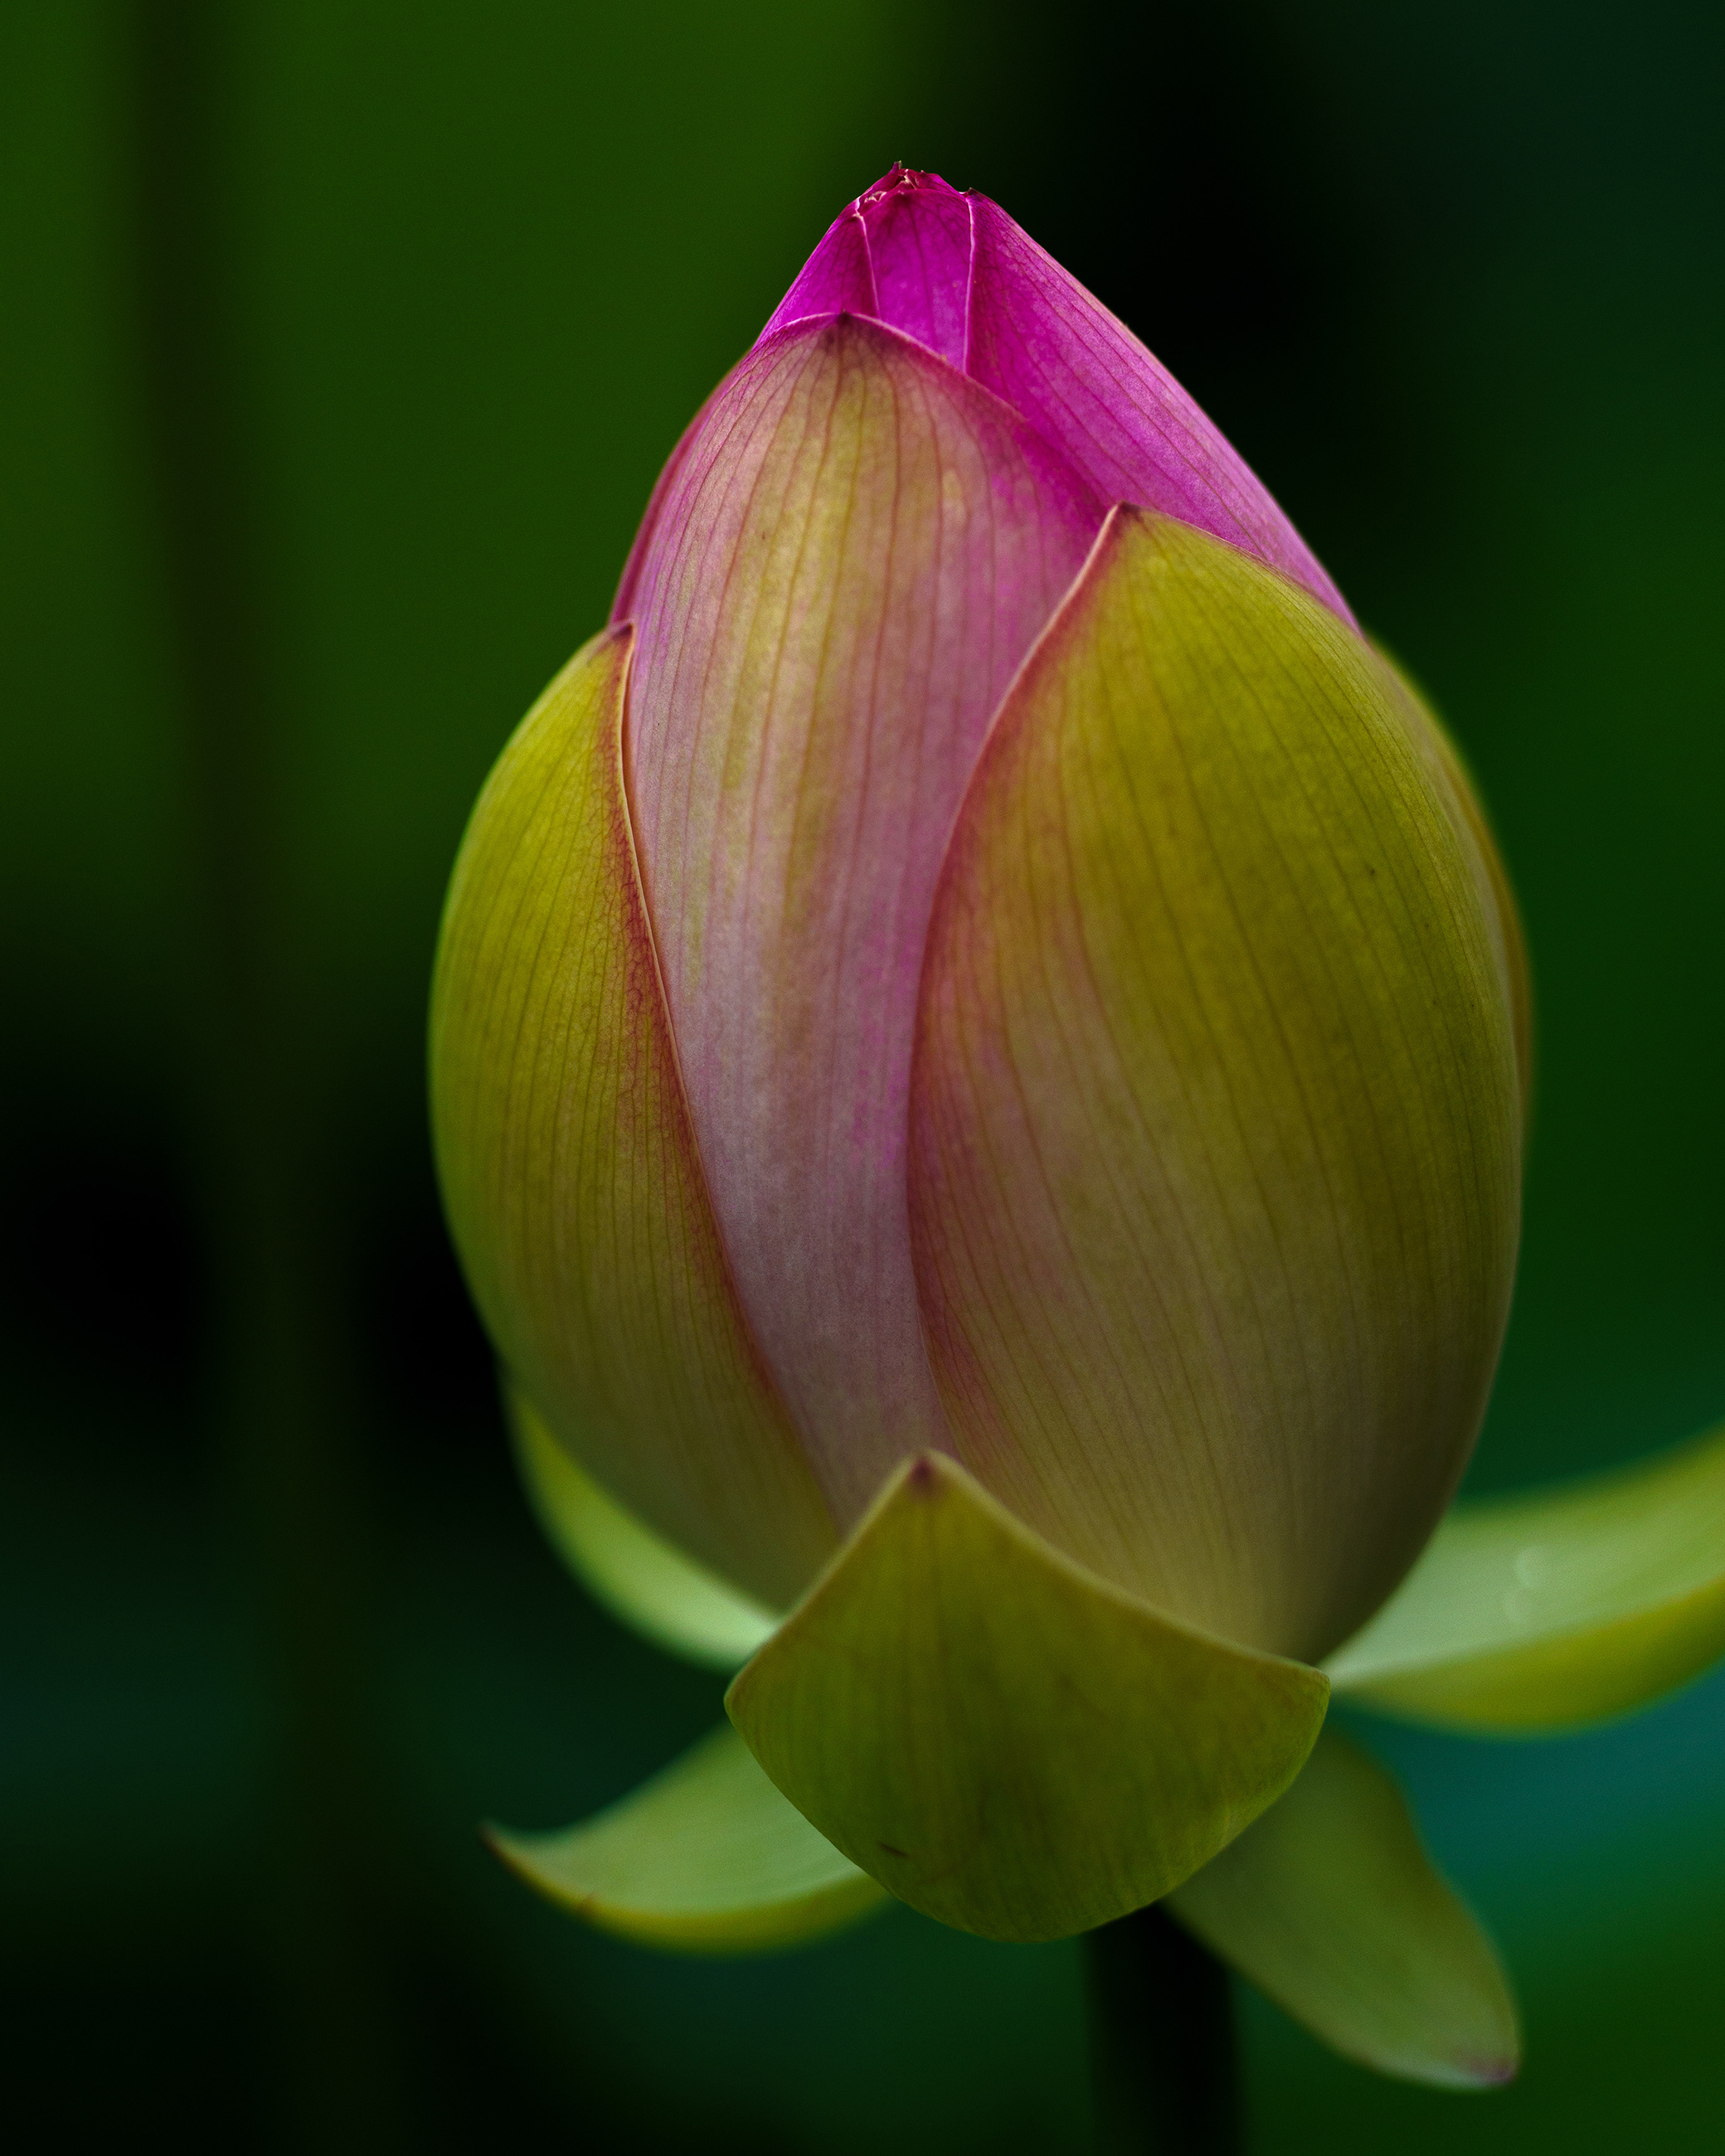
[488, 1722, 887, 1955]
[1327, 1420, 1725, 1731]
[508, 1383, 781, 1672]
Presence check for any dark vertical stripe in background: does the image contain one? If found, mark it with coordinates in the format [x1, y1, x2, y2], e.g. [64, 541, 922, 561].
[126, 5, 403, 2144]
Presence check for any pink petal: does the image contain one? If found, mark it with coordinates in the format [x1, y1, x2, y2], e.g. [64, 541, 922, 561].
[753, 168, 1350, 624]
[964, 197, 1353, 622]
[760, 201, 876, 340]
[625, 314, 1104, 1522]
[851, 167, 974, 371]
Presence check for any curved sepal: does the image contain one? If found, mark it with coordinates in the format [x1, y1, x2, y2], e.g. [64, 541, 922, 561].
[1168, 1729, 1518, 2088]
[489, 1724, 886, 1954]
[1326, 1422, 1725, 1731]
[428, 627, 833, 1607]
[726, 1453, 1328, 1945]
[508, 1386, 780, 1671]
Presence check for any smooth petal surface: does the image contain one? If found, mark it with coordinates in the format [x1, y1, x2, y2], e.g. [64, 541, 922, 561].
[762, 168, 974, 368]
[910, 507, 1522, 1663]
[626, 314, 1102, 1523]
[1326, 1421, 1725, 1731]
[429, 628, 833, 1607]
[1168, 1729, 1518, 2088]
[508, 1384, 780, 1671]
[726, 1452, 1328, 1945]
[490, 1723, 885, 1954]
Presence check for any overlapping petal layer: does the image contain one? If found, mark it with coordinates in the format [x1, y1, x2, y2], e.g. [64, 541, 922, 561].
[625, 314, 1102, 1521]
[429, 629, 832, 1606]
[1168, 1729, 1518, 2087]
[1326, 1420, 1725, 1729]
[765, 167, 1347, 619]
[909, 507, 1522, 1663]
[727, 1453, 1328, 1943]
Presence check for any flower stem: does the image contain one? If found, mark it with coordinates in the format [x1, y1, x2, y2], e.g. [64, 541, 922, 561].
[1086, 1904, 1242, 2154]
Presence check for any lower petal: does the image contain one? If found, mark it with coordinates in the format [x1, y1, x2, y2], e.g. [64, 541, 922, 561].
[1168, 1727, 1518, 2088]
[726, 1452, 1327, 1944]
[489, 1723, 885, 1954]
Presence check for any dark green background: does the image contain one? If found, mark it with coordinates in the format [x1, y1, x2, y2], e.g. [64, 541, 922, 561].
[5, 2, 1723, 2149]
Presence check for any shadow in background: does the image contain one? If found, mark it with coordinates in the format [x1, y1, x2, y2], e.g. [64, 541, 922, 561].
[3, 2, 1723, 2149]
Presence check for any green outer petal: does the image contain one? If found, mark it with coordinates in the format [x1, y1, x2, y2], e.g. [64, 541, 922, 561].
[489, 1723, 886, 1954]
[428, 626, 833, 1608]
[1326, 1421, 1725, 1731]
[1402, 681, 1534, 1124]
[726, 1452, 1328, 1945]
[907, 507, 1521, 1666]
[508, 1384, 780, 1671]
[1168, 1728, 1518, 2089]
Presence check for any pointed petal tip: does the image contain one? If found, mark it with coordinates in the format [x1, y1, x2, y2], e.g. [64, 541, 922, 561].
[857, 163, 960, 205]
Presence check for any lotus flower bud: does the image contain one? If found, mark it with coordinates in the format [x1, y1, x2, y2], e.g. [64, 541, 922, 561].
[432, 167, 1544, 1952]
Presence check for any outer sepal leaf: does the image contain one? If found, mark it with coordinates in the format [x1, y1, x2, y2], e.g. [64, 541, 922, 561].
[489, 1724, 885, 1954]
[1168, 1729, 1519, 2089]
[726, 1453, 1328, 1945]
[1326, 1422, 1725, 1731]
[428, 626, 833, 1607]
[508, 1385, 780, 1672]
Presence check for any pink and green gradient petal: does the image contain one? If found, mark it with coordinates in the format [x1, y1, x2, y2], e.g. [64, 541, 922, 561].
[622, 313, 1102, 1527]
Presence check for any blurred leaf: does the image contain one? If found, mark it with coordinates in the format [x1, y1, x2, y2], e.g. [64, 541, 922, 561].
[508, 1383, 779, 1671]
[489, 1721, 885, 1954]
[1326, 1422, 1725, 1730]
[726, 1452, 1328, 1943]
[1169, 1727, 1518, 2089]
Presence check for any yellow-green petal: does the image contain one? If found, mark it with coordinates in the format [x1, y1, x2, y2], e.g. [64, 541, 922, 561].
[726, 1452, 1328, 1945]
[908, 506, 1522, 1663]
[508, 1384, 780, 1671]
[429, 626, 833, 1609]
[1405, 685, 1534, 1122]
[489, 1723, 886, 1954]
[1168, 1728, 1519, 2088]
[1325, 1421, 1725, 1731]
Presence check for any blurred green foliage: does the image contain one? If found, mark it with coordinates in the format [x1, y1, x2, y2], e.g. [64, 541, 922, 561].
[3, 2, 1723, 2149]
